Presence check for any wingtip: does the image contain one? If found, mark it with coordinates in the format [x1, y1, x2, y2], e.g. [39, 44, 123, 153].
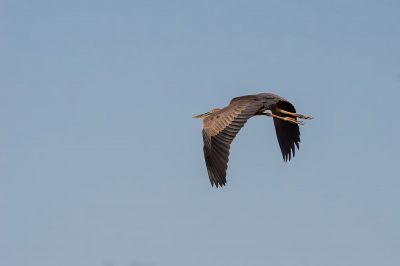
[210, 180, 227, 188]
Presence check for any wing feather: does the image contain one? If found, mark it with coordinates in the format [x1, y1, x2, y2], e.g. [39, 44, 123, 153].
[202, 100, 263, 187]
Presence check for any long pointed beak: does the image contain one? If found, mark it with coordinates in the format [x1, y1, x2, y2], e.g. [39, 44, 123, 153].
[192, 112, 209, 118]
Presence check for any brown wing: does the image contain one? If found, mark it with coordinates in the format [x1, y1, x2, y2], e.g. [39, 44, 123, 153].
[202, 100, 263, 187]
[273, 101, 301, 161]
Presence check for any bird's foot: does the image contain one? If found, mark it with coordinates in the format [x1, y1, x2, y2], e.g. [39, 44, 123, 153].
[284, 117, 304, 125]
[297, 114, 313, 120]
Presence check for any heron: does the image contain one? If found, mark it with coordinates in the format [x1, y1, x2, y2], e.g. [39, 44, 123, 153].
[193, 92, 313, 187]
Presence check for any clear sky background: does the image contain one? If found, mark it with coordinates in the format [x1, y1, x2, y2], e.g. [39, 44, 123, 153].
[1, 0, 400, 265]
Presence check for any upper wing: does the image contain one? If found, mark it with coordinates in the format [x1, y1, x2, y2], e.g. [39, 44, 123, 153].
[273, 101, 301, 161]
[202, 100, 263, 187]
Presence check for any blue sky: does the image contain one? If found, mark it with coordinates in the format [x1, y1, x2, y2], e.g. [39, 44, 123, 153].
[1, 0, 400, 265]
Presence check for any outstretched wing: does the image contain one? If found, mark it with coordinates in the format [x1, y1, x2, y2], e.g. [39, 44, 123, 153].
[202, 99, 263, 187]
[273, 101, 301, 161]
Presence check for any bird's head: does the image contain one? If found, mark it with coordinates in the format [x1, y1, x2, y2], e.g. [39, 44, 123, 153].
[192, 108, 221, 119]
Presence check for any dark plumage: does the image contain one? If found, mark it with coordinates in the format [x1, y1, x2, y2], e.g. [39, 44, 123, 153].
[193, 92, 313, 187]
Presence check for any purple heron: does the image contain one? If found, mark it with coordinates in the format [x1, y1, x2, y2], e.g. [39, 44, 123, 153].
[193, 93, 313, 187]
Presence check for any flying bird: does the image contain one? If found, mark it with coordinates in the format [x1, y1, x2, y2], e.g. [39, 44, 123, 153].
[193, 92, 313, 187]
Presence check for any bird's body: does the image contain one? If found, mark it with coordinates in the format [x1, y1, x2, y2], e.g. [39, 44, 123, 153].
[193, 92, 313, 187]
